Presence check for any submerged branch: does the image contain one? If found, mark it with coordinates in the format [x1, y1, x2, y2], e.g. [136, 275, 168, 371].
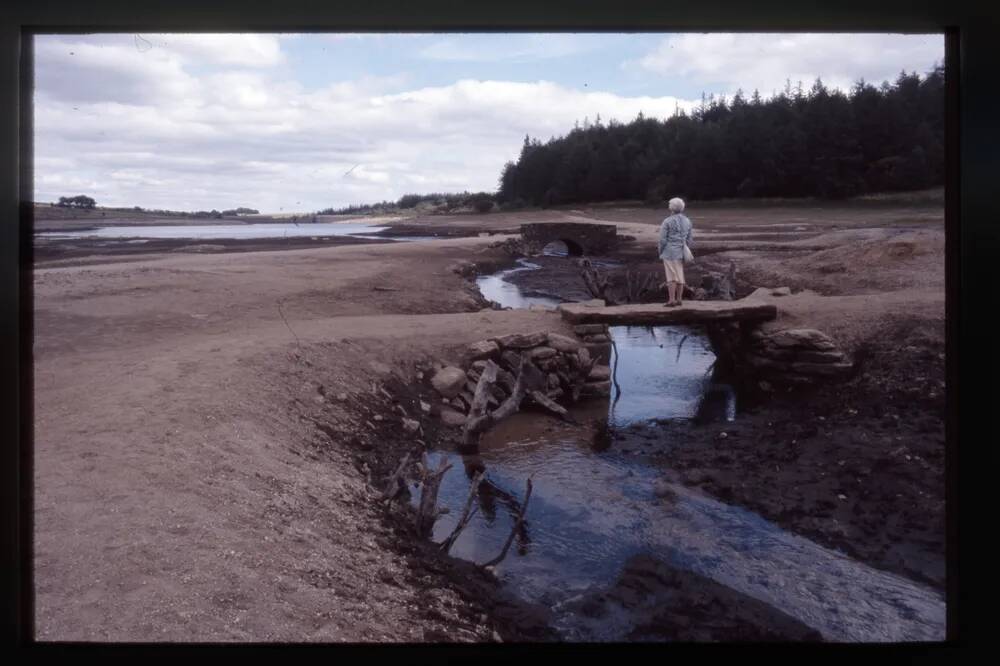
[481, 477, 534, 568]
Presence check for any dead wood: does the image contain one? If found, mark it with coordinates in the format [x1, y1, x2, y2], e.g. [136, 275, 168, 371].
[578, 258, 620, 305]
[381, 451, 413, 504]
[415, 452, 453, 536]
[528, 390, 571, 421]
[439, 470, 486, 554]
[462, 356, 543, 449]
[481, 477, 534, 568]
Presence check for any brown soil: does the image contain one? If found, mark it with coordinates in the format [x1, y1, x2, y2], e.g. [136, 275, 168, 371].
[32, 200, 945, 641]
[33, 235, 575, 641]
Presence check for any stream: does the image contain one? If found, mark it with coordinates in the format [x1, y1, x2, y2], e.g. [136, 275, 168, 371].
[421, 257, 946, 642]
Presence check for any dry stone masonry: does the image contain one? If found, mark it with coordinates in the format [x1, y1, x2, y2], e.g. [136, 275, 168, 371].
[429, 329, 614, 424]
[743, 328, 853, 386]
[520, 222, 618, 256]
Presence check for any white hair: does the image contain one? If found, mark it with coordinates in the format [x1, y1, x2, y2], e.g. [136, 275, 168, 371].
[668, 197, 686, 213]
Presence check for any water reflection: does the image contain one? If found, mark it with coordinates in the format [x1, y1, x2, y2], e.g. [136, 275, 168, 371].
[475, 259, 563, 310]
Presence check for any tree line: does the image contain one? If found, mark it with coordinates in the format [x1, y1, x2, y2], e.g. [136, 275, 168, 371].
[496, 67, 944, 206]
[49, 197, 260, 218]
[319, 191, 495, 215]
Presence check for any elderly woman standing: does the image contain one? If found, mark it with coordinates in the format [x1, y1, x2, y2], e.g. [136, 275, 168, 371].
[658, 197, 694, 307]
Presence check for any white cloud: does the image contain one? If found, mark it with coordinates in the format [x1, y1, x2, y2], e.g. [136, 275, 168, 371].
[145, 33, 285, 67]
[631, 33, 943, 97]
[34, 33, 701, 212]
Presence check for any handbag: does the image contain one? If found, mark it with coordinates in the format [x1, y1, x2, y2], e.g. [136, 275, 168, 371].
[683, 243, 694, 263]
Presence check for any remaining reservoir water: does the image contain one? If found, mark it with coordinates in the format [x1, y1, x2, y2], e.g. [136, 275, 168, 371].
[36, 223, 388, 240]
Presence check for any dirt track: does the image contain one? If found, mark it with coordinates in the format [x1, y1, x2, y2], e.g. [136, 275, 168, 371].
[32, 201, 945, 641]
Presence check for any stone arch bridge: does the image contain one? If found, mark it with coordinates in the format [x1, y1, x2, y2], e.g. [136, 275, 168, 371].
[520, 222, 618, 257]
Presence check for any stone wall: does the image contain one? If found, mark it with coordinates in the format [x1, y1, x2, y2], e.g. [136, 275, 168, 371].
[520, 222, 618, 256]
[429, 329, 613, 424]
[742, 328, 853, 387]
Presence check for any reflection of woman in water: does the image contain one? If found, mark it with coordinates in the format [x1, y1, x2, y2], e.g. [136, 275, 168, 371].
[657, 197, 694, 307]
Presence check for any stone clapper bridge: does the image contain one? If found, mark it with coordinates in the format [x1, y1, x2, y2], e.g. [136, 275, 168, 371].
[517, 221, 777, 325]
[556, 298, 777, 327]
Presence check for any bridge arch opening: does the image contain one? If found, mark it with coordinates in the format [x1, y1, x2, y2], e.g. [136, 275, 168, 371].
[542, 239, 584, 257]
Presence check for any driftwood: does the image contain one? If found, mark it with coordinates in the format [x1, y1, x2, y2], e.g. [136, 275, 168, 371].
[415, 453, 453, 536]
[579, 258, 620, 305]
[528, 390, 571, 420]
[462, 357, 543, 449]
[481, 477, 534, 568]
[381, 451, 413, 504]
[439, 470, 486, 554]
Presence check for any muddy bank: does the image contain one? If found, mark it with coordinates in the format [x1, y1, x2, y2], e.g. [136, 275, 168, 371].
[473, 243, 945, 594]
[561, 554, 822, 642]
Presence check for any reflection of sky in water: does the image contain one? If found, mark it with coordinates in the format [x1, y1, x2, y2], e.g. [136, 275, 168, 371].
[37, 223, 387, 240]
[425, 435, 945, 642]
[476, 259, 562, 310]
[608, 325, 717, 427]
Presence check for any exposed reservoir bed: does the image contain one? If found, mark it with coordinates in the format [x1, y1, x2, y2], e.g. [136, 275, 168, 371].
[423, 256, 947, 642]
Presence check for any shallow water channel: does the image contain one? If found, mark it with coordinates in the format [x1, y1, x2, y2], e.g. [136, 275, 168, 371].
[423, 259, 945, 642]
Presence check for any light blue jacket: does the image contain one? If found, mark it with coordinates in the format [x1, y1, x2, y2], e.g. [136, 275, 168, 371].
[658, 213, 693, 261]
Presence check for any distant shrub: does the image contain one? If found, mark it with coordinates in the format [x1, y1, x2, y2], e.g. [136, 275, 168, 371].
[57, 195, 96, 209]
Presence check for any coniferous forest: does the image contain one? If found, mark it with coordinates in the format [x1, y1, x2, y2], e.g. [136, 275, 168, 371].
[496, 68, 944, 206]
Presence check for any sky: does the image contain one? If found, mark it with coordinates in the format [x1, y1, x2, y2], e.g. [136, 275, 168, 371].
[33, 32, 943, 213]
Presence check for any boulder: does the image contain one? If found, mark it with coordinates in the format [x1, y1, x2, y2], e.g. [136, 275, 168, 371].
[439, 408, 467, 427]
[431, 366, 467, 399]
[588, 365, 612, 381]
[465, 340, 500, 362]
[580, 380, 612, 398]
[500, 350, 523, 371]
[573, 324, 607, 336]
[584, 334, 611, 344]
[546, 332, 581, 353]
[760, 329, 838, 351]
[527, 346, 557, 360]
[494, 331, 548, 349]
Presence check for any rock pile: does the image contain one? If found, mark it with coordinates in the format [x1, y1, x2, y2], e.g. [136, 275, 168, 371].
[744, 328, 853, 385]
[429, 330, 613, 421]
